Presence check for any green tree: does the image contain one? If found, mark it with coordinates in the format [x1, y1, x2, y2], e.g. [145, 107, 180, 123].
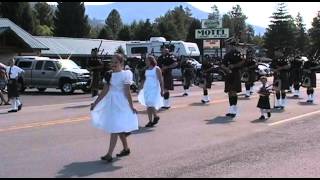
[186, 18, 203, 54]
[308, 11, 320, 56]
[118, 25, 131, 41]
[35, 25, 54, 36]
[208, 5, 220, 21]
[98, 26, 113, 39]
[34, 2, 54, 27]
[104, 9, 123, 40]
[264, 3, 296, 58]
[1, 2, 35, 34]
[294, 13, 308, 55]
[53, 2, 91, 38]
[115, 45, 125, 55]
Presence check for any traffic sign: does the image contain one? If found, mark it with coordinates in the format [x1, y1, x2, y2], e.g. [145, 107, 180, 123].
[195, 28, 229, 39]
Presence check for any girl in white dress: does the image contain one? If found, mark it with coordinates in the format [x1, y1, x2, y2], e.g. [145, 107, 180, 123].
[138, 56, 164, 127]
[90, 54, 139, 163]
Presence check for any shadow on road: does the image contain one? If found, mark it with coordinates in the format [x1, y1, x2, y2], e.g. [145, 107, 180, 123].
[131, 126, 155, 135]
[251, 118, 268, 123]
[22, 91, 85, 96]
[298, 102, 317, 106]
[270, 108, 285, 113]
[64, 105, 91, 109]
[238, 96, 251, 101]
[189, 102, 209, 106]
[56, 160, 122, 178]
[287, 96, 304, 100]
[205, 116, 235, 124]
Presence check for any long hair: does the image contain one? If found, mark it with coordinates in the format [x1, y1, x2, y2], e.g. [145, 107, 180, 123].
[147, 56, 157, 67]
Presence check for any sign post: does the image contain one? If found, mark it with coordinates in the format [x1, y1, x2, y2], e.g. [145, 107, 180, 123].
[197, 19, 229, 61]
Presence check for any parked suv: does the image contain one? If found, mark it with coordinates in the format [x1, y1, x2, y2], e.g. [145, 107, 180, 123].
[14, 56, 91, 94]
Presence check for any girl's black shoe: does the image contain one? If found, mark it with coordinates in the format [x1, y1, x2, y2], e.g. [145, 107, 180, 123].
[101, 154, 113, 162]
[259, 115, 266, 120]
[267, 112, 271, 118]
[145, 122, 154, 127]
[152, 116, 160, 125]
[116, 149, 130, 157]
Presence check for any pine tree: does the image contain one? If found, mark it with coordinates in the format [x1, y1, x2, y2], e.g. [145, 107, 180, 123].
[104, 9, 123, 40]
[1, 2, 35, 34]
[186, 18, 203, 54]
[294, 13, 308, 55]
[264, 3, 296, 58]
[34, 2, 54, 27]
[118, 25, 131, 41]
[308, 11, 320, 56]
[208, 5, 220, 21]
[98, 26, 113, 39]
[53, 2, 91, 38]
[116, 45, 125, 55]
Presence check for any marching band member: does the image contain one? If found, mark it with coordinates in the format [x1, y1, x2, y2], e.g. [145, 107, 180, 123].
[6, 58, 24, 113]
[289, 52, 303, 98]
[270, 48, 291, 109]
[301, 54, 320, 103]
[257, 76, 272, 120]
[157, 48, 178, 109]
[243, 47, 258, 98]
[199, 57, 214, 103]
[180, 56, 196, 96]
[221, 38, 245, 118]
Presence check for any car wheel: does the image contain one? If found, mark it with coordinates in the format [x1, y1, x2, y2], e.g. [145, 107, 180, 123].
[61, 81, 74, 94]
[37, 88, 47, 92]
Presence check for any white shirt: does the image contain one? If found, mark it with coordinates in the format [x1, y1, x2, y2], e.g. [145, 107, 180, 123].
[124, 70, 134, 85]
[6, 66, 24, 79]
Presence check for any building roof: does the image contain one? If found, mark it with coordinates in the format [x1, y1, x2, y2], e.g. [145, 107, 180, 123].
[35, 36, 128, 57]
[0, 18, 49, 50]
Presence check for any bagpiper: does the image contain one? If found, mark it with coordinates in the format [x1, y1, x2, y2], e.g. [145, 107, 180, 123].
[220, 38, 245, 118]
[270, 47, 291, 109]
[180, 56, 196, 96]
[301, 51, 320, 103]
[242, 47, 258, 98]
[198, 56, 214, 103]
[157, 48, 178, 109]
[289, 51, 304, 98]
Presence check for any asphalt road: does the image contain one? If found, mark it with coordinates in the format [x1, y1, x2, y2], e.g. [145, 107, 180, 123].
[1, 77, 320, 177]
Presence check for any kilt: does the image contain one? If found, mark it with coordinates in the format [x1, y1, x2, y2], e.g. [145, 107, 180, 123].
[257, 96, 271, 109]
[303, 72, 317, 88]
[224, 70, 242, 93]
[289, 69, 302, 85]
[7, 79, 19, 98]
[273, 72, 290, 90]
[248, 70, 256, 83]
[90, 71, 101, 90]
[163, 71, 174, 90]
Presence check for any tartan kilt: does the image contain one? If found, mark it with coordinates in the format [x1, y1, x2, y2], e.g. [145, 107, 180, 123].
[163, 71, 174, 90]
[224, 70, 242, 93]
[257, 96, 271, 109]
[7, 79, 19, 98]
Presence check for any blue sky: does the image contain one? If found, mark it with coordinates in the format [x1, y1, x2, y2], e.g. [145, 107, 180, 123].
[47, 2, 319, 29]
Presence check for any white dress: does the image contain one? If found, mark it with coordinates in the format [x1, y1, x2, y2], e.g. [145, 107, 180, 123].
[91, 70, 139, 133]
[138, 66, 163, 110]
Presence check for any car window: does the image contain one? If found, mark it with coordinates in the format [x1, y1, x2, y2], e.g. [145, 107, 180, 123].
[44, 61, 56, 71]
[18, 61, 32, 69]
[35, 61, 44, 70]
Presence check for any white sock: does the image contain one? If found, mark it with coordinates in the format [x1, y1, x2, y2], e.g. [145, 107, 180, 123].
[260, 109, 265, 116]
[246, 90, 250, 96]
[250, 87, 253, 93]
[184, 89, 188, 94]
[11, 99, 17, 110]
[275, 99, 281, 107]
[16, 98, 21, 106]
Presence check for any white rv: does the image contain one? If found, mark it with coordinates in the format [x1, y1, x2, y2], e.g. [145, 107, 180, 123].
[126, 37, 200, 59]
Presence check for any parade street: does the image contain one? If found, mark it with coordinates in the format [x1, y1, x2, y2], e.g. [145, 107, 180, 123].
[1, 77, 320, 178]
